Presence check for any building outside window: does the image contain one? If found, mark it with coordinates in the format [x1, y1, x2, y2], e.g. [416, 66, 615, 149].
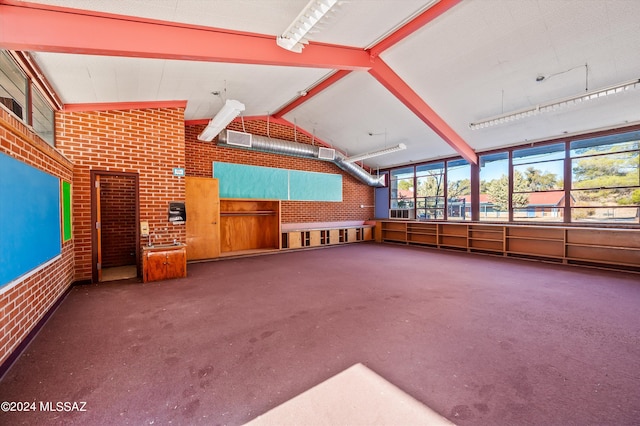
[479, 152, 509, 221]
[511, 143, 565, 222]
[446, 159, 470, 221]
[388, 128, 639, 226]
[570, 131, 640, 223]
[390, 166, 414, 210]
[416, 162, 444, 220]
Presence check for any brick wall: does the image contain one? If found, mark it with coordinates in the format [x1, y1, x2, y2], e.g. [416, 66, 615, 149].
[56, 107, 186, 281]
[0, 107, 74, 366]
[185, 120, 375, 223]
[100, 174, 137, 268]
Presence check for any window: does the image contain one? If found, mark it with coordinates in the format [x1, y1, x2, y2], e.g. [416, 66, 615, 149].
[0, 50, 55, 146]
[446, 159, 470, 221]
[570, 131, 639, 223]
[0, 50, 27, 121]
[387, 128, 639, 227]
[479, 152, 509, 221]
[32, 87, 55, 146]
[390, 167, 414, 209]
[416, 162, 444, 220]
[512, 143, 565, 222]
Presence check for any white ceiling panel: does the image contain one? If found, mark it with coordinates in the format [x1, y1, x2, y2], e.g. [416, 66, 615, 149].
[24, 0, 310, 35]
[32, 52, 330, 120]
[284, 71, 457, 169]
[381, 0, 640, 156]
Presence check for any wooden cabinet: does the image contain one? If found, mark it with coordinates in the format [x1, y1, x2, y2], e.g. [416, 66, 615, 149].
[281, 222, 375, 249]
[379, 220, 639, 272]
[142, 244, 187, 283]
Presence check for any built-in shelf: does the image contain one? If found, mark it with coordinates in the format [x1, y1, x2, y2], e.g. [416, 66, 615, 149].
[220, 199, 281, 254]
[379, 220, 639, 272]
[282, 221, 375, 249]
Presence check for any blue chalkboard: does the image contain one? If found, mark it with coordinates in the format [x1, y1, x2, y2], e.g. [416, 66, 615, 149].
[0, 152, 61, 287]
[213, 162, 342, 201]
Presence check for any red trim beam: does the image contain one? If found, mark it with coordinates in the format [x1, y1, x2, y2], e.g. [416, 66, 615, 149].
[369, 59, 477, 165]
[63, 100, 187, 112]
[0, 1, 371, 70]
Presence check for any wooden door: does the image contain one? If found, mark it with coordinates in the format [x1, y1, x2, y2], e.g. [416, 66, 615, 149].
[185, 177, 220, 260]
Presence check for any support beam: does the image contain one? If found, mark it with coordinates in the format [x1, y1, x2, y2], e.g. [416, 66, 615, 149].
[369, 58, 477, 165]
[273, 70, 352, 118]
[369, 0, 462, 58]
[0, 1, 371, 70]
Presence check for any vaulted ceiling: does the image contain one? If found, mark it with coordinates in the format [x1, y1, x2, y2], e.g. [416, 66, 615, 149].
[1, 0, 639, 169]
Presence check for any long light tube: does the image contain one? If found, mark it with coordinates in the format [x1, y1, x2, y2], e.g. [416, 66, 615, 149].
[469, 78, 640, 130]
[198, 99, 245, 141]
[345, 143, 407, 163]
[276, 0, 337, 53]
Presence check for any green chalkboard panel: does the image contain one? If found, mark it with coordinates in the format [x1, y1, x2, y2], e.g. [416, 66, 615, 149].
[62, 181, 72, 241]
[289, 170, 342, 201]
[212, 162, 343, 201]
[213, 162, 289, 199]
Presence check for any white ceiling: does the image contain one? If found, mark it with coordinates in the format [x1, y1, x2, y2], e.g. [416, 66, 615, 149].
[15, 0, 640, 169]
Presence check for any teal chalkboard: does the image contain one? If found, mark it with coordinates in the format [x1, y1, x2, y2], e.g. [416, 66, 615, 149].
[0, 152, 61, 287]
[289, 170, 342, 201]
[213, 162, 342, 201]
[213, 162, 289, 199]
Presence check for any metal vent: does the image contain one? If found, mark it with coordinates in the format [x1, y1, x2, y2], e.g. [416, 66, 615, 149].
[225, 130, 252, 147]
[389, 209, 415, 220]
[318, 147, 335, 160]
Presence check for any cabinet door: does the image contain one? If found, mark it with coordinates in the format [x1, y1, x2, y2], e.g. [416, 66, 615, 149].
[165, 249, 186, 279]
[145, 251, 168, 282]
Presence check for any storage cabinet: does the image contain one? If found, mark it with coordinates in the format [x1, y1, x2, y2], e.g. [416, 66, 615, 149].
[378, 220, 639, 272]
[281, 223, 375, 249]
[142, 244, 187, 283]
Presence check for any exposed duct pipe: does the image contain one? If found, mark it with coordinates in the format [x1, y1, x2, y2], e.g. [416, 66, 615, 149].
[217, 131, 386, 187]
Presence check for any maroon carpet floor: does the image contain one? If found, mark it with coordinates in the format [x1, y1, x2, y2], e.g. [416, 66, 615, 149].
[1, 243, 639, 425]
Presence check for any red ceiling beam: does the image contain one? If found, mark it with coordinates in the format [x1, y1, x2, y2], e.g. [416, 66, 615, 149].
[271, 0, 464, 127]
[369, 0, 463, 58]
[369, 58, 477, 165]
[0, 1, 371, 70]
[272, 70, 352, 118]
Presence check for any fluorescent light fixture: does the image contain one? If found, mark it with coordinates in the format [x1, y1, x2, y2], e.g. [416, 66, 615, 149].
[469, 78, 640, 130]
[198, 99, 245, 141]
[276, 0, 337, 53]
[345, 143, 407, 163]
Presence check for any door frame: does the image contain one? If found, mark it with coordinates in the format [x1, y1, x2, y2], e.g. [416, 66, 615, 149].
[90, 170, 140, 283]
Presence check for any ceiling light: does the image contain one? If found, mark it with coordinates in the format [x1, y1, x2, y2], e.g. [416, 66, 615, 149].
[198, 99, 245, 141]
[345, 143, 407, 163]
[469, 78, 640, 130]
[276, 0, 338, 53]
